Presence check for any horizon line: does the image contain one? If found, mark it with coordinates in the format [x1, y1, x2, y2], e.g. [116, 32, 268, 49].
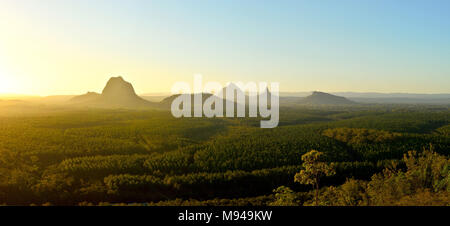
[2, 90, 450, 98]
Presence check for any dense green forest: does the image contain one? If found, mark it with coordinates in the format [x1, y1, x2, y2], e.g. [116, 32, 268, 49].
[0, 105, 448, 205]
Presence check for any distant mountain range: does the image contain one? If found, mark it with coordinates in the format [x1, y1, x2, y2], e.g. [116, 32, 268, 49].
[298, 91, 355, 105]
[331, 92, 450, 99]
[1, 77, 449, 108]
[330, 92, 450, 104]
[278, 92, 450, 104]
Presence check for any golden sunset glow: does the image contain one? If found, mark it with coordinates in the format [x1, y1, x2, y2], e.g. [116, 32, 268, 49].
[0, 71, 14, 94]
[0, 1, 449, 96]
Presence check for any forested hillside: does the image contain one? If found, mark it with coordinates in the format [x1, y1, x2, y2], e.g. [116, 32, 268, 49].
[0, 105, 448, 205]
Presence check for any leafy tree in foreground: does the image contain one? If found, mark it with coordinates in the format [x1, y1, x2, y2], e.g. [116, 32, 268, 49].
[294, 150, 336, 205]
[313, 148, 449, 206]
[268, 186, 298, 206]
[365, 148, 449, 205]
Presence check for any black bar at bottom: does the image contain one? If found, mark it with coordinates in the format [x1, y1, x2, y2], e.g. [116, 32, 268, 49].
[0, 206, 446, 225]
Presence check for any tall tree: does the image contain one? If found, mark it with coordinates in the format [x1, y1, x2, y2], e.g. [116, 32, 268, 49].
[295, 150, 336, 205]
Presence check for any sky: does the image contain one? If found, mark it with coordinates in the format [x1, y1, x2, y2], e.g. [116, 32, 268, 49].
[0, 0, 449, 96]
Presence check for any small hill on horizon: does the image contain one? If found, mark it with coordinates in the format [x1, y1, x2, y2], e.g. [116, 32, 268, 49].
[299, 91, 356, 105]
[69, 92, 100, 104]
[160, 93, 215, 109]
[69, 76, 158, 109]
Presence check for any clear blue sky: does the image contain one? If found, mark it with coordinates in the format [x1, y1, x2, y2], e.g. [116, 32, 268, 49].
[1, 0, 449, 95]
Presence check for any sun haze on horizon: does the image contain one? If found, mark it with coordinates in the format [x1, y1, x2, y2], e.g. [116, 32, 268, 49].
[0, 0, 450, 96]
